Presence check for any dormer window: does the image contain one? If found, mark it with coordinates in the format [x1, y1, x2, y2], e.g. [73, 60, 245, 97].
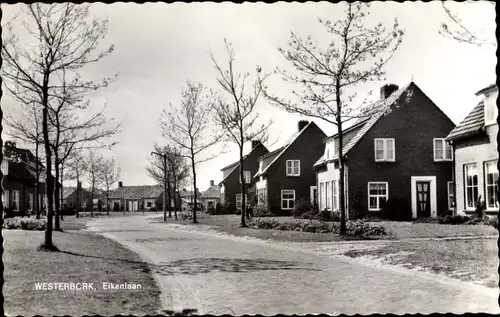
[484, 90, 499, 126]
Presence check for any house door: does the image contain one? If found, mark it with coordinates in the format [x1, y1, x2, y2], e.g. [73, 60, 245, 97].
[416, 181, 431, 218]
[310, 186, 317, 206]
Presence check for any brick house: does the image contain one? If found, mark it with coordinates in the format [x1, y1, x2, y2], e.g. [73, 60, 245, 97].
[62, 186, 93, 211]
[219, 140, 269, 210]
[446, 84, 498, 216]
[254, 121, 326, 215]
[108, 182, 164, 211]
[200, 180, 220, 211]
[2, 146, 50, 216]
[314, 82, 456, 220]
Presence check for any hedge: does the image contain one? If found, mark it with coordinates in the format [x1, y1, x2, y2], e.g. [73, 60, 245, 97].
[3, 217, 47, 231]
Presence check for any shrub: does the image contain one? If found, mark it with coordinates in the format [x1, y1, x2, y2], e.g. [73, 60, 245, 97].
[179, 212, 193, 220]
[254, 205, 274, 217]
[293, 199, 313, 218]
[413, 217, 441, 224]
[343, 220, 387, 236]
[150, 206, 157, 212]
[486, 216, 498, 229]
[221, 202, 236, 215]
[3, 216, 46, 231]
[438, 215, 471, 225]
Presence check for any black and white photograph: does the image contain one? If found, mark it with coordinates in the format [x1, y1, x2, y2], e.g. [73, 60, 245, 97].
[0, 1, 498, 315]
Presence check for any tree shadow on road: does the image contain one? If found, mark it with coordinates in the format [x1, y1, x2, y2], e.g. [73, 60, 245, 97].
[151, 257, 321, 276]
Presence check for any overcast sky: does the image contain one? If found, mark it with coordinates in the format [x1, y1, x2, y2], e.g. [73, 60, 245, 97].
[2, 1, 496, 192]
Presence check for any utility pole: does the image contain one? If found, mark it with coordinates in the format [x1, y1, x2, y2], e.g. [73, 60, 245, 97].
[151, 151, 167, 221]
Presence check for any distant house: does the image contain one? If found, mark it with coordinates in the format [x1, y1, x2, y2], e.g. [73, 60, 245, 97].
[200, 180, 221, 210]
[219, 140, 269, 210]
[108, 182, 163, 211]
[313, 82, 455, 220]
[254, 121, 326, 215]
[2, 145, 51, 216]
[446, 84, 498, 216]
[179, 188, 202, 211]
[62, 185, 93, 211]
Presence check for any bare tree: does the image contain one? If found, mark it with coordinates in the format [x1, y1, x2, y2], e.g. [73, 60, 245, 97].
[101, 157, 121, 215]
[146, 143, 190, 219]
[2, 3, 116, 249]
[4, 103, 46, 218]
[211, 39, 273, 227]
[261, 3, 404, 234]
[160, 81, 222, 223]
[439, 1, 496, 47]
[65, 151, 87, 218]
[85, 150, 104, 217]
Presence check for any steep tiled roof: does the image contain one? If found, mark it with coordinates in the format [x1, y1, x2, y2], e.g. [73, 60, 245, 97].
[446, 102, 485, 141]
[62, 187, 77, 199]
[179, 189, 202, 198]
[220, 157, 246, 172]
[200, 185, 220, 199]
[109, 185, 163, 200]
[255, 121, 324, 177]
[313, 83, 413, 168]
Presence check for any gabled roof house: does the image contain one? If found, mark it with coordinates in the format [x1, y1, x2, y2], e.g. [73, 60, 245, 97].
[254, 120, 326, 215]
[219, 140, 269, 209]
[314, 82, 456, 220]
[446, 84, 498, 215]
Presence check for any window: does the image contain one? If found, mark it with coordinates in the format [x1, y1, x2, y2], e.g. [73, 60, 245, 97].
[286, 160, 300, 176]
[2, 190, 9, 208]
[236, 194, 247, 210]
[464, 164, 479, 209]
[147, 201, 152, 208]
[43, 194, 47, 210]
[368, 182, 388, 211]
[281, 190, 295, 210]
[433, 138, 453, 161]
[12, 190, 20, 211]
[484, 161, 499, 210]
[326, 148, 330, 160]
[326, 182, 332, 210]
[239, 171, 251, 184]
[447, 181, 454, 210]
[220, 185, 225, 204]
[374, 138, 395, 162]
[257, 188, 267, 207]
[319, 182, 325, 210]
[28, 194, 34, 211]
[332, 180, 338, 211]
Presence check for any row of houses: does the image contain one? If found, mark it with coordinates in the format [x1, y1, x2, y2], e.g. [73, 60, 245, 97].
[216, 82, 498, 219]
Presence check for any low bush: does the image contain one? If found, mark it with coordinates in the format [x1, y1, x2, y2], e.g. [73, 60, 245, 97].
[150, 206, 157, 212]
[413, 217, 441, 224]
[247, 218, 387, 236]
[3, 216, 46, 231]
[179, 212, 193, 220]
[438, 215, 471, 225]
[254, 206, 274, 217]
[293, 199, 314, 218]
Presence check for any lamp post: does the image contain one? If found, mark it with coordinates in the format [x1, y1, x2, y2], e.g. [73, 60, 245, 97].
[151, 151, 167, 221]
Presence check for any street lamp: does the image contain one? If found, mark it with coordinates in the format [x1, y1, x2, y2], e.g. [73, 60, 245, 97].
[151, 151, 167, 221]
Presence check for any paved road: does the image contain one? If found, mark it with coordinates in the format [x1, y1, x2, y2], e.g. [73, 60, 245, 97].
[86, 215, 499, 315]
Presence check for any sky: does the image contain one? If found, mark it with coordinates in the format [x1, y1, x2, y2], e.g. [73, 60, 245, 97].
[1, 1, 497, 192]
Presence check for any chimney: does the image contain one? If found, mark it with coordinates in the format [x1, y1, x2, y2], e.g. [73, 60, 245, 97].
[118, 181, 123, 188]
[380, 84, 399, 100]
[251, 140, 261, 149]
[210, 180, 214, 186]
[298, 120, 309, 132]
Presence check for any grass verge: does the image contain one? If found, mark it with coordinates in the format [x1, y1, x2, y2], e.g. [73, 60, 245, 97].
[3, 230, 161, 315]
[343, 238, 499, 288]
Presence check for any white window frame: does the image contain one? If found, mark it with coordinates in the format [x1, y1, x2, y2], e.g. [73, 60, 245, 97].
[2, 190, 9, 208]
[236, 193, 247, 210]
[28, 193, 34, 211]
[239, 171, 252, 184]
[484, 160, 499, 210]
[367, 182, 389, 211]
[286, 160, 300, 176]
[464, 163, 479, 210]
[433, 138, 453, 161]
[374, 138, 395, 162]
[319, 182, 325, 210]
[326, 181, 332, 210]
[332, 180, 339, 211]
[281, 189, 295, 210]
[12, 190, 20, 211]
[447, 181, 454, 210]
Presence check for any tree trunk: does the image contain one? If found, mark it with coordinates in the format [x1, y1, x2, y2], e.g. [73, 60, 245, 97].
[91, 183, 94, 217]
[167, 177, 172, 218]
[239, 145, 247, 227]
[106, 189, 110, 215]
[76, 174, 80, 218]
[336, 86, 347, 235]
[163, 154, 167, 221]
[60, 163, 64, 221]
[173, 176, 178, 220]
[42, 89, 56, 249]
[190, 153, 198, 224]
[54, 155, 61, 231]
[35, 140, 40, 219]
